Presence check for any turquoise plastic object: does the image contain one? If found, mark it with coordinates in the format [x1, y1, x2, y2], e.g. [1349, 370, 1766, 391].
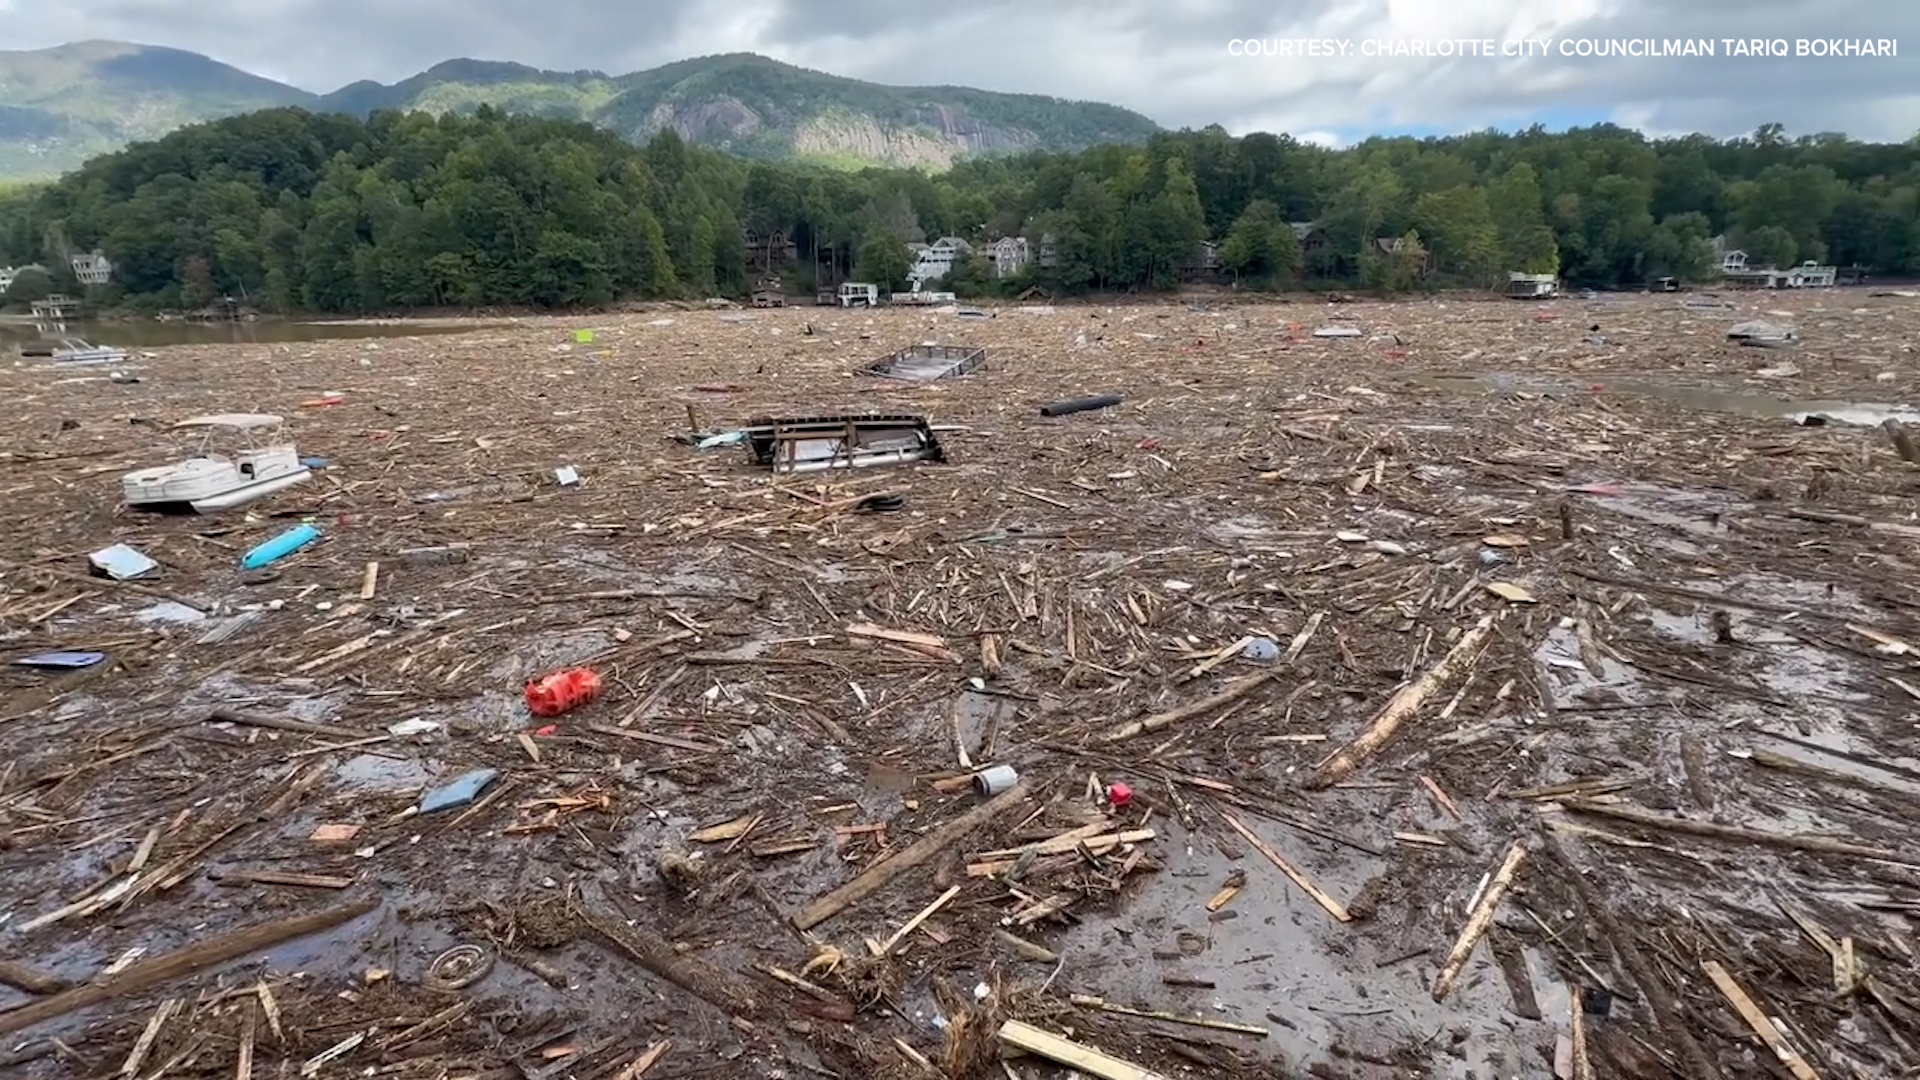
[241, 524, 321, 569]
[419, 768, 499, 813]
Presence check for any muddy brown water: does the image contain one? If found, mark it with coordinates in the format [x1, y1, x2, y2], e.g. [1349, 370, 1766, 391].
[0, 319, 505, 350]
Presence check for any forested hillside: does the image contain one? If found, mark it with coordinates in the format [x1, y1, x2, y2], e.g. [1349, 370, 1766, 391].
[0, 42, 1159, 177]
[1, 108, 1915, 313]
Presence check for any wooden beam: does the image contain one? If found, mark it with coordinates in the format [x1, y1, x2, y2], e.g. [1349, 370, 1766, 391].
[998, 1019, 1167, 1080]
[793, 781, 1031, 931]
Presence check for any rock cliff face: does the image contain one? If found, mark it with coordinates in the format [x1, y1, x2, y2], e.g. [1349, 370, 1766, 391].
[0, 43, 1162, 179]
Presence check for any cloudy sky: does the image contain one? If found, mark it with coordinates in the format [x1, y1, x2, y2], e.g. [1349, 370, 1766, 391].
[1, 0, 1913, 144]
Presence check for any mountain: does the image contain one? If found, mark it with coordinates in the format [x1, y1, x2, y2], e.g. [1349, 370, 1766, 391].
[0, 40, 316, 177]
[0, 43, 1163, 179]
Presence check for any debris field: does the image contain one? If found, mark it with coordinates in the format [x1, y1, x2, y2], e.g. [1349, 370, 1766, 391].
[4, 291, 1920, 1080]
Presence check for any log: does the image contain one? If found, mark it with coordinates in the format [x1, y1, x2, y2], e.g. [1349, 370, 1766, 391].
[1309, 614, 1495, 787]
[1565, 800, 1918, 865]
[206, 708, 344, 739]
[0, 959, 68, 995]
[1039, 395, 1122, 418]
[792, 780, 1031, 930]
[1099, 674, 1274, 743]
[1432, 843, 1527, 1001]
[0, 900, 376, 1037]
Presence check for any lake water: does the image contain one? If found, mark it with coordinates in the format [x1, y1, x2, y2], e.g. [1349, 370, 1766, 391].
[0, 319, 503, 350]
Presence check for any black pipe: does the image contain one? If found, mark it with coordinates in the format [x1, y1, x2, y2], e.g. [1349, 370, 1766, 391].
[1040, 394, 1122, 417]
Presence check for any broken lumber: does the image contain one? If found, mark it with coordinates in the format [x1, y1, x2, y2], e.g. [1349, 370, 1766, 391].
[1098, 673, 1274, 743]
[1309, 614, 1494, 787]
[1432, 842, 1527, 1001]
[0, 900, 376, 1037]
[1701, 960, 1822, 1080]
[878, 885, 960, 956]
[1221, 812, 1349, 922]
[793, 780, 1032, 930]
[998, 1019, 1168, 1080]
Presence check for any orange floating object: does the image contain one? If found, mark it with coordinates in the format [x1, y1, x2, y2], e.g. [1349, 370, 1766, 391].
[525, 667, 603, 718]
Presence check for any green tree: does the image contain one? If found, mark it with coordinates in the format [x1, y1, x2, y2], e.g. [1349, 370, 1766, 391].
[1412, 186, 1501, 285]
[1487, 164, 1558, 274]
[856, 229, 911, 290]
[9, 106, 1920, 308]
[1147, 158, 1208, 287]
[1645, 212, 1714, 280]
[1219, 198, 1299, 286]
[2, 265, 52, 308]
[1740, 225, 1798, 268]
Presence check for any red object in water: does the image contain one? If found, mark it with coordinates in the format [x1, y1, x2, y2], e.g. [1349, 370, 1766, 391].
[1107, 782, 1133, 809]
[525, 667, 603, 718]
[531, 724, 558, 737]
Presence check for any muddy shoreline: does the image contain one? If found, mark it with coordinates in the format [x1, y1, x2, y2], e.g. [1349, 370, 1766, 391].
[3, 292, 1918, 1079]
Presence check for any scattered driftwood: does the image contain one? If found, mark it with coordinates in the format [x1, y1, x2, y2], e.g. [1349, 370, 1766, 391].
[792, 780, 1032, 930]
[9, 299, 1920, 1078]
[1540, 833, 1720, 1080]
[0, 900, 376, 1037]
[1309, 614, 1496, 787]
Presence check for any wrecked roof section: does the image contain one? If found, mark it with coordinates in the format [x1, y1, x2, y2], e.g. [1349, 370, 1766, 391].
[859, 343, 988, 382]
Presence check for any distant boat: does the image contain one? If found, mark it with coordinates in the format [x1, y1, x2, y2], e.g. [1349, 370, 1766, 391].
[49, 338, 129, 365]
[122, 413, 313, 513]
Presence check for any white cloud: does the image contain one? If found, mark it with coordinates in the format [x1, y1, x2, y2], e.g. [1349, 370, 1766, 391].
[0, 0, 1913, 142]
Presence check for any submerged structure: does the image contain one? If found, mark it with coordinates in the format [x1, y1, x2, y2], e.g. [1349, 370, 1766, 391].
[859, 344, 988, 382]
[742, 413, 946, 474]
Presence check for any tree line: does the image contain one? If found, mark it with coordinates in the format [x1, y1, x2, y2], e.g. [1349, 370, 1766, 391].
[1, 108, 1916, 313]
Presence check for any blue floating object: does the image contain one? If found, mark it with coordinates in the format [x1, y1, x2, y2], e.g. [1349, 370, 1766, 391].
[419, 768, 499, 814]
[14, 651, 106, 669]
[241, 524, 321, 570]
[301, 457, 329, 470]
[696, 430, 747, 450]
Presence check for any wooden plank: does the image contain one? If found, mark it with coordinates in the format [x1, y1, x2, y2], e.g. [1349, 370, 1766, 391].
[997, 1019, 1167, 1080]
[1221, 812, 1349, 922]
[1701, 960, 1822, 1080]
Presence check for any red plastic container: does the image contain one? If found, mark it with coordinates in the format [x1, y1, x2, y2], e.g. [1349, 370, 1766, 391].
[1107, 782, 1132, 809]
[525, 667, 603, 718]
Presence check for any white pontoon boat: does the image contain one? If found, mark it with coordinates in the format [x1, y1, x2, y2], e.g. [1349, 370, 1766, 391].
[121, 413, 312, 513]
